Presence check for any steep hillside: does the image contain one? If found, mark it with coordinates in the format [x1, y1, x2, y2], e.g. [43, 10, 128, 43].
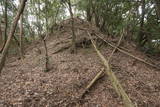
[0, 18, 160, 107]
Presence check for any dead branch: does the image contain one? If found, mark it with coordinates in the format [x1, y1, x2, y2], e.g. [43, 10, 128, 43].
[67, 25, 160, 70]
[87, 31, 134, 107]
[81, 29, 125, 98]
[95, 33, 160, 70]
[81, 69, 105, 98]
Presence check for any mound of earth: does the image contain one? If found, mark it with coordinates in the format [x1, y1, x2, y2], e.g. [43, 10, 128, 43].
[0, 18, 160, 107]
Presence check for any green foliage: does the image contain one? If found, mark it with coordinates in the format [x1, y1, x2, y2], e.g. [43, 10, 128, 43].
[0, 0, 159, 54]
[76, 0, 160, 54]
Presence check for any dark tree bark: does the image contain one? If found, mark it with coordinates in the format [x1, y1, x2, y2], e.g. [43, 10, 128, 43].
[137, 0, 145, 47]
[67, 0, 76, 53]
[0, 0, 27, 73]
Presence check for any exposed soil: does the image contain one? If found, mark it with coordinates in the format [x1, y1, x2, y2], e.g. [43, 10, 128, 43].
[0, 18, 160, 107]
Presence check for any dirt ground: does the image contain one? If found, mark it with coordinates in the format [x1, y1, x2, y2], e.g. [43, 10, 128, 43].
[0, 19, 160, 107]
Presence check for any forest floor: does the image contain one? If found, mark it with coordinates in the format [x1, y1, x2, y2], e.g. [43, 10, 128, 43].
[0, 18, 160, 107]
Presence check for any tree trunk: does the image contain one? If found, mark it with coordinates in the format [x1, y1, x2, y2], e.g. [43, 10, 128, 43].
[43, 38, 49, 72]
[44, 0, 50, 71]
[37, 0, 41, 36]
[19, 0, 24, 59]
[0, 25, 3, 52]
[68, 0, 76, 53]
[137, 0, 145, 47]
[95, 12, 100, 28]
[0, 0, 27, 73]
[86, 0, 92, 22]
[45, 0, 48, 34]
[1, 0, 8, 53]
[4, 0, 8, 45]
[155, 0, 160, 20]
[100, 18, 106, 32]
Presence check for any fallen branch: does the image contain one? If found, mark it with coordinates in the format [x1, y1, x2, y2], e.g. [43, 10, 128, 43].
[81, 29, 125, 98]
[87, 32, 134, 107]
[81, 69, 105, 98]
[65, 25, 160, 70]
[95, 33, 160, 70]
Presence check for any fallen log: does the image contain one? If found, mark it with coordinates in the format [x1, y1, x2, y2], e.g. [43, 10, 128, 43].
[87, 31, 134, 107]
[81, 29, 125, 98]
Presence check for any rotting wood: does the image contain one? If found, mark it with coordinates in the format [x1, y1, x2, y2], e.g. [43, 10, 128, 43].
[87, 32, 134, 107]
[81, 29, 125, 98]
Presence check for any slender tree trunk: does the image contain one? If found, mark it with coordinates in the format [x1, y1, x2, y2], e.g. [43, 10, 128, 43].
[68, 0, 76, 53]
[43, 37, 49, 72]
[4, 0, 8, 45]
[137, 0, 145, 47]
[41, 0, 49, 72]
[54, 6, 60, 25]
[86, 0, 92, 22]
[19, 0, 24, 59]
[155, 0, 160, 20]
[1, 0, 8, 52]
[37, 0, 41, 36]
[95, 12, 100, 28]
[0, 0, 27, 73]
[0, 25, 3, 52]
[45, 0, 48, 34]
[100, 18, 106, 32]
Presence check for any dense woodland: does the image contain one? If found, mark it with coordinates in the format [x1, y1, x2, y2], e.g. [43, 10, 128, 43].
[0, 0, 160, 107]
